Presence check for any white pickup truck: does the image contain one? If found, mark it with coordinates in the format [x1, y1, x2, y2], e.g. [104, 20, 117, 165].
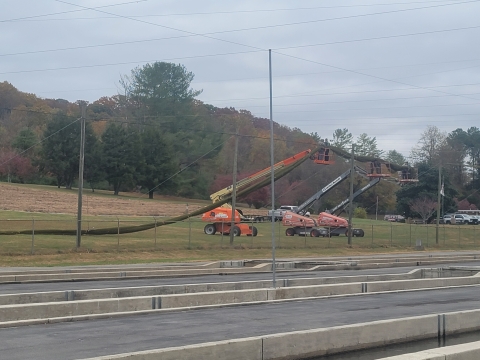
[267, 205, 299, 221]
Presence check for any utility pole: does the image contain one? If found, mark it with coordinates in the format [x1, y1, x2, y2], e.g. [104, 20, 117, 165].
[348, 144, 355, 245]
[436, 165, 442, 244]
[229, 128, 239, 245]
[76, 101, 87, 248]
[269, 49, 276, 288]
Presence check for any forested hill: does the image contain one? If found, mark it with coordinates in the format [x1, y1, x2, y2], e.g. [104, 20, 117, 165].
[3, 62, 479, 216]
[0, 62, 323, 208]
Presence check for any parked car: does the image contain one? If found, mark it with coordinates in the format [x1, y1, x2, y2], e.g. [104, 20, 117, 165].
[441, 214, 465, 225]
[267, 205, 299, 221]
[470, 215, 480, 224]
[384, 214, 405, 222]
[457, 214, 478, 225]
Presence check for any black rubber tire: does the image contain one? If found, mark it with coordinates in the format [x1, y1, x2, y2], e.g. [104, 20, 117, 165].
[232, 226, 241, 237]
[285, 228, 295, 236]
[250, 226, 258, 237]
[356, 229, 365, 237]
[204, 224, 216, 235]
[310, 229, 320, 237]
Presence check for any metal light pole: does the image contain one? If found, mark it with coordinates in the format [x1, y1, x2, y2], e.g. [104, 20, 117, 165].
[76, 101, 86, 248]
[436, 165, 442, 244]
[229, 129, 239, 245]
[269, 49, 276, 287]
[347, 144, 355, 246]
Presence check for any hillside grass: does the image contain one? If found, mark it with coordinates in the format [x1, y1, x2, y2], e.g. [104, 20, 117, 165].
[1, 182, 479, 267]
[1, 211, 479, 267]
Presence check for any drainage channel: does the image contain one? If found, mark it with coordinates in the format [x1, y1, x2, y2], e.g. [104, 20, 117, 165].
[313, 330, 480, 360]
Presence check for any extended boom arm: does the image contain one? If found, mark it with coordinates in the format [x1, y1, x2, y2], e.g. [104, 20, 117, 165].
[295, 165, 367, 215]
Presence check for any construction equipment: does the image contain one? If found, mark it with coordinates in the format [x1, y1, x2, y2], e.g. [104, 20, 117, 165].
[367, 161, 393, 178]
[281, 166, 369, 237]
[328, 178, 381, 215]
[202, 149, 327, 237]
[310, 147, 335, 165]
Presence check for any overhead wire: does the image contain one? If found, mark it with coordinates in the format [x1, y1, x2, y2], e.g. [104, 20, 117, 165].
[0, 0, 149, 23]
[8, 0, 467, 23]
[4, 19, 480, 58]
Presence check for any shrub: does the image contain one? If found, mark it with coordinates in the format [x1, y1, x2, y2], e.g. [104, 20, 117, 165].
[354, 207, 367, 219]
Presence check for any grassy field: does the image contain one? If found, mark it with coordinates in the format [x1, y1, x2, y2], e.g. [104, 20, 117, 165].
[1, 182, 479, 267]
[1, 214, 479, 267]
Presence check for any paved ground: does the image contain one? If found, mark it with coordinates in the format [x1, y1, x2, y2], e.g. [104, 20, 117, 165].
[2, 284, 480, 359]
[3, 261, 479, 294]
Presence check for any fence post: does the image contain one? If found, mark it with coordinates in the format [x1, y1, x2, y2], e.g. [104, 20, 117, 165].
[117, 217, 120, 251]
[154, 217, 157, 249]
[458, 225, 461, 247]
[390, 222, 393, 246]
[278, 220, 281, 248]
[409, 224, 412, 247]
[304, 224, 307, 247]
[371, 224, 374, 246]
[187, 204, 191, 250]
[221, 220, 224, 248]
[426, 224, 429, 248]
[474, 226, 476, 248]
[251, 219, 254, 248]
[443, 225, 446, 246]
[31, 218, 35, 255]
[328, 227, 331, 248]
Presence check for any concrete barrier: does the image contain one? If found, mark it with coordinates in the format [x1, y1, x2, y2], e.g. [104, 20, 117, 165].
[366, 276, 480, 293]
[82, 338, 263, 360]
[79, 315, 439, 360]
[445, 309, 480, 335]
[0, 297, 153, 322]
[0, 271, 421, 305]
[3, 276, 480, 322]
[262, 316, 438, 359]
[379, 340, 480, 359]
[158, 289, 270, 308]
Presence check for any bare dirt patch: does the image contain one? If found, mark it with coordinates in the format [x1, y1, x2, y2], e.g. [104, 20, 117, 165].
[0, 183, 209, 217]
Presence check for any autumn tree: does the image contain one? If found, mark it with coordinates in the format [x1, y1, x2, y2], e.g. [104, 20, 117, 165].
[0, 149, 36, 183]
[409, 197, 437, 223]
[396, 163, 456, 217]
[410, 125, 446, 165]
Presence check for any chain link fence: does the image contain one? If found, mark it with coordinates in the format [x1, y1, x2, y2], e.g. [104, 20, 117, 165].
[0, 218, 478, 255]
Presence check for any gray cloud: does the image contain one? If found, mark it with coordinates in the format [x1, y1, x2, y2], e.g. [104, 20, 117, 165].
[2, 0, 480, 156]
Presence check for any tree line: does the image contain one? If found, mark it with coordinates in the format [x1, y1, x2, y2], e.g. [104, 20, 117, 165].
[1, 62, 479, 218]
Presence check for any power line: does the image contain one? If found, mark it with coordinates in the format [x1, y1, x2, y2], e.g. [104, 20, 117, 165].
[0, 0, 148, 23]
[4, 8, 480, 58]
[199, 81, 480, 103]
[53, 0, 480, 55]
[0, 50, 263, 75]
[273, 51, 480, 104]
[7, 1, 465, 23]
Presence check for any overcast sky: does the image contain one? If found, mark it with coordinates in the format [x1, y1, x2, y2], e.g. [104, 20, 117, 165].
[2, 0, 480, 157]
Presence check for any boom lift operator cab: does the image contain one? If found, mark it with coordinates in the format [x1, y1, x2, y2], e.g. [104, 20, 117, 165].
[397, 166, 419, 185]
[202, 149, 321, 237]
[367, 160, 393, 178]
[311, 147, 335, 165]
